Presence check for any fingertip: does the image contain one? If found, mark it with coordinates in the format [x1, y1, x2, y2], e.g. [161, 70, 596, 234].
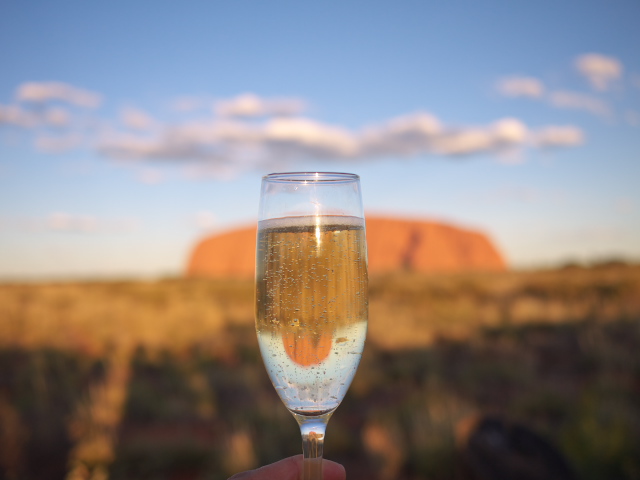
[253, 455, 345, 480]
[323, 459, 346, 480]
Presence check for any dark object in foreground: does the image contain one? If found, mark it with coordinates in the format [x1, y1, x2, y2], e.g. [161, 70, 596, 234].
[460, 416, 577, 480]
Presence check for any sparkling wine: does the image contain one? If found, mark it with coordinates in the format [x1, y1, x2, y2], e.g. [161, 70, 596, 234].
[255, 215, 368, 415]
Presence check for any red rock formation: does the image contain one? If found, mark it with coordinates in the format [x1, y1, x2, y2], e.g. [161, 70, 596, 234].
[365, 217, 507, 274]
[186, 216, 507, 278]
[187, 225, 257, 279]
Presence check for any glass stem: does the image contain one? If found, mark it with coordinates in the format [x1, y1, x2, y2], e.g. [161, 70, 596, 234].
[293, 411, 333, 480]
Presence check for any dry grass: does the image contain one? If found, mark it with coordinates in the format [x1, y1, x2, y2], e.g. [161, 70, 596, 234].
[0, 264, 638, 480]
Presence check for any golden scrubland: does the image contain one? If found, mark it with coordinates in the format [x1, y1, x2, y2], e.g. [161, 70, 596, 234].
[0, 265, 639, 480]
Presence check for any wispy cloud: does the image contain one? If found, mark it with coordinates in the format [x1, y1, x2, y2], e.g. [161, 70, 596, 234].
[359, 113, 441, 157]
[264, 117, 358, 157]
[121, 107, 156, 130]
[97, 127, 225, 161]
[1, 104, 76, 128]
[47, 212, 139, 233]
[497, 76, 545, 98]
[48, 212, 99, 232]
[215, 93, 306, 117]
[0, 104, 38, 127]
[548, 90, 611, 118]
[2, 85, 586, 178]
[192, 211, 216, 230]
[532, 125, 584, 148]
[16, 81, 103, 108]
[97, 112, 581, 171]
[171, 96, 212, 112]
[496, 56, 618, 119]
[0, 213, 140, 233]
[43, 107, 72, 127]
[575, 53, 622, 91]
[424, 118, 527, 156]
[35, 134, 82, 153]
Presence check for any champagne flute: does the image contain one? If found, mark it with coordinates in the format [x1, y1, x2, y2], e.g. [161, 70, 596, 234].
[255, 172, 368, 480]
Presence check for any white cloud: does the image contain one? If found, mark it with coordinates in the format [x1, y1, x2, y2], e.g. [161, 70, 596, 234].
[171, 96, 211, 112]
[375, 117, 527, 156]
[177, 119, 261, 144]
[44, 107, 72, 127]
[16, 81, 103, 108]
[497, 76, 545, 98]
[431, 128, 494, 155]
[98, 116, 360, 164]
[264, 117, 358, 157]
[497, 74, 612, 119]
[45, 212, 139, 233]
[96, 112, 581, 169]
[360, 113, 441, 156]
[3, 80, 585, 175]
[1, 104, 74, 129]
[492, 118, 528, 144]
[193, 211, 216, 230]
[48, 212, 98, 232]
[532, 125, 584, 148]
[97, 127, 228, 161]
[575, 53, 623, 91]
[121, 107, 156, 130]
[548, 90, 611, 117]
[0, 104, 38, 127]
[35, 134, 82, 153]
[183, 162, 250, 181]
[215, 93, 306, 117]
[98, 134, 171, 159]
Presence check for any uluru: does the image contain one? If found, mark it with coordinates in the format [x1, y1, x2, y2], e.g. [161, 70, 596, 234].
[186, 216, 506, 278]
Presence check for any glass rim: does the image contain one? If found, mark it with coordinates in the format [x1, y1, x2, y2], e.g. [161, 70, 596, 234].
[262, 172, 360, 183]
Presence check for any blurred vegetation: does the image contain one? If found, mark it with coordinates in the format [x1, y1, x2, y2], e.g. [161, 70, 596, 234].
[0, 264, 639, 480]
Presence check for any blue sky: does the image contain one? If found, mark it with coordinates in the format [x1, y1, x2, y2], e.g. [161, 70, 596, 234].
[1, 0, 639, 279]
